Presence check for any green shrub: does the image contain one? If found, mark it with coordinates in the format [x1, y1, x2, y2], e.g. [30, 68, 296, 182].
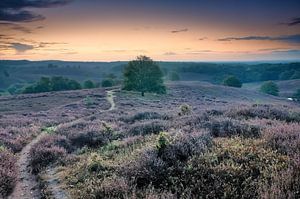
[260, 81, 279, 96]
[223, 75, 242, 88]
[101, 79, 114, 87]
[179, 103, 192, 116]
[156, 132, 169, 155]
[83, 80, 95, 89]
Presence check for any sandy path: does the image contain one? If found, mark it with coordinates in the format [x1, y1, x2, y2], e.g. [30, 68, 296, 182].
[8, 133, 45, 199]
[41, 89, 117, 199]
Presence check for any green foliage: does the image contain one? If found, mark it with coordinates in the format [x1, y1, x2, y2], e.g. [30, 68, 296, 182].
[179, 103, 192, 116]
[84, 96, 94, 107]
[101, 79, 114, 87]
[223, 75, 242, 88]
[22, 76, 82, 94]
[83, 80, 95, 89]
[123, 56, 166, 96]
[169, 71, 180, 81]
[260, 81, 279, 96]
[156, 132, 169, 154]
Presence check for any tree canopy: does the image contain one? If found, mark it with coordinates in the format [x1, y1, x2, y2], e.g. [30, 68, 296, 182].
[123, 56, 166, 96]
[223, 75, 242, 88]
[260, 81, 279, 96]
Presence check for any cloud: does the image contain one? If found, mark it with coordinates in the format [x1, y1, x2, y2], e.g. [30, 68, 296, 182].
[0, 22, 32, 33]
[218, 34, 300, 44]
[171, 28, 188, 33]
[198, 37, 207, 41]
[10, 42, 34, 52]
[0, 0, 73, 22]
[164, 52, 177, 56]
[0, 9, 45, 22]
[281, 17, 300, 26]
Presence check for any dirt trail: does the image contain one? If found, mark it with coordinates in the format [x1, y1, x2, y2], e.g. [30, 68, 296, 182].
[38, 89, 118, 199]
[8, 133, 45, 199]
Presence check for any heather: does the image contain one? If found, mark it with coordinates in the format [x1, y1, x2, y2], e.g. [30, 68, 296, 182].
[1, 82, 300, 198]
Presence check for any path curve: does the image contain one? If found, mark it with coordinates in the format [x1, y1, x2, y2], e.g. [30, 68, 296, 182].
[41, 89, 117, 199]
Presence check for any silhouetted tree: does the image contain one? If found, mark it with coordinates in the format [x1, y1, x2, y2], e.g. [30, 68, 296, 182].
[260, 81, 279, 96]
[101, 79, 114, 87]
[223, 75, 242, 88]
[83, 80, 95, 89]
[123, 56, 166, 96]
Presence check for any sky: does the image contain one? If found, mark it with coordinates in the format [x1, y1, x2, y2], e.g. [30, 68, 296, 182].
[0, 0, 300, 61]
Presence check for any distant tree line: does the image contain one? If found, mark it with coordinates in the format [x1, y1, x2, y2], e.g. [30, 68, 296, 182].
[178, 62, 300, 83]
[23, 76, 82, 94]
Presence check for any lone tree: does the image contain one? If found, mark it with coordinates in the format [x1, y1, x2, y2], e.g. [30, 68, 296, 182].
[260, 81, 279, 96]
[123, 56, 166, 96]
[223, 75, 242, 88]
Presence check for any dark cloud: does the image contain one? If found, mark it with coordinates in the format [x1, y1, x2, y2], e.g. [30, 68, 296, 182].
[0, 0, 72, 9]
[0, 22, 32, 33]
[218, 34, 300, 44]
[0, 9, 45, 22]
[281, 17, 300, 26]
[10, 42, 34, 52]
[0, 0, 73, 22]
[171, 28, 188, 33]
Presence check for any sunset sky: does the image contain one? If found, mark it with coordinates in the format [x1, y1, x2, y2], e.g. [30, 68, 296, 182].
[0, 0, 300, 61]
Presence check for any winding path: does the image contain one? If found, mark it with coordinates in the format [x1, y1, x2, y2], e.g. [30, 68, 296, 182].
[8, 89, 117, 199]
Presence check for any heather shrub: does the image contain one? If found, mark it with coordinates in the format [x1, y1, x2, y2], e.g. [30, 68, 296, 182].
[263, 123, 300, 155]
[123, 130, 212, 190]
[29, 135, 69, 173]
[67, 123, 114, 148]
[122, 111, 169, 123]
[259, 156, 300, 199]
[226, 104, 300, 122]
[206, 117, 261, 138]
[0, 126, 39, 153]
[179, 103, 192, 116]
[180, 138, 289, 198]
[0, 150, 17, 198]
[160, 131, 212, 164]
[124, 149, 168, 188]
[127, 120, 168, 136]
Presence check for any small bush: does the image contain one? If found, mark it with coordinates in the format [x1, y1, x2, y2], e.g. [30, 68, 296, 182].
[260, 81, 279, 96]
[122, 111, 169, 123]
[29, 135, 69, 173]
[102, 79, 114, 87]
[83, 80, 95, 89]
[127, 120, 168, 136]
[223, 75, 242, 88]
[263, 123, 300, 155]
[206, 117, 261, 138]
[68, 124, 114, 148]
[156, 132, 170, 155]
[179, 104, 192, 116]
